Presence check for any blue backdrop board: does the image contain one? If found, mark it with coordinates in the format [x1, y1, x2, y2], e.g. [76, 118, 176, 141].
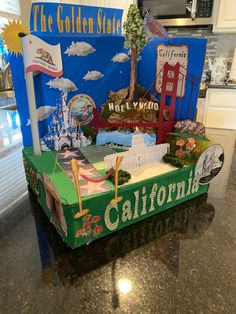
[9, 2, 206, 148]
[138, 38, 207, 121]
[30, 2, 123, 37]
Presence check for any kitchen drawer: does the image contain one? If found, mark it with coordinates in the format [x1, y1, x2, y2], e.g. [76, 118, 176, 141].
[206, 88, 236, 108]
[203, 88, 236, 129]
[204, 107, 236, 129]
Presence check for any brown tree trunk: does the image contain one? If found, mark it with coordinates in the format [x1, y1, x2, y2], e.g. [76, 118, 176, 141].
[129, 46, 137, 101]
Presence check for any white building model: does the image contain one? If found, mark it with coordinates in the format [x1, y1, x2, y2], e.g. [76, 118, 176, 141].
[104, 129, 170, 171]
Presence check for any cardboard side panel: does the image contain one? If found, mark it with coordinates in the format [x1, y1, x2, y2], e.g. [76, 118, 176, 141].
[23, 148, 208, 249]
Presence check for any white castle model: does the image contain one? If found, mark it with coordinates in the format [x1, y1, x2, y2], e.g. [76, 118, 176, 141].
[41, 94, 92, 151]
[104, 129, 170, 171]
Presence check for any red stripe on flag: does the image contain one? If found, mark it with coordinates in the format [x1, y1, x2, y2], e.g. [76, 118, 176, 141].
[26, 65, 63, 77]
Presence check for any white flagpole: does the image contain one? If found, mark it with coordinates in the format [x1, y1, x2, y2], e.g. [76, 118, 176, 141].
[19, 33, 41, 156]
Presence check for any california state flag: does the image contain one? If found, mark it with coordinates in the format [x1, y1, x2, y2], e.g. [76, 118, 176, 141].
[22, 34, 63, 77]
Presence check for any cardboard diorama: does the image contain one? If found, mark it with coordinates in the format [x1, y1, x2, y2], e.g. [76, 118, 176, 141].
[2, 2, 223, 248]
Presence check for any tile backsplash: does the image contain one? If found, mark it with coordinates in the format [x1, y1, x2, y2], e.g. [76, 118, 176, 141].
[168, 27, 236, 81]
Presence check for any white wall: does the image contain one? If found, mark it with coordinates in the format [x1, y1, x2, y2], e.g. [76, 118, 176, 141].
[19, 0, 31, 25]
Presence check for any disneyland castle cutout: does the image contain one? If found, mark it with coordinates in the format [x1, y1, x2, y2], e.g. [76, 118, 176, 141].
[41, 95, 92, 151]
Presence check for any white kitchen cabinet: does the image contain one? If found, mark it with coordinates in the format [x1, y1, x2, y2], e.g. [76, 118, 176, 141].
[206, 128, 236, 199]
[203, 88, 236, 129]
[202, 87, 236, 199]
[213, 0, 236, 33]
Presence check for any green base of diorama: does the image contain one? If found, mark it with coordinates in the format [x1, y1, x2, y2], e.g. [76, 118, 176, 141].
[23, 146, 209, 249]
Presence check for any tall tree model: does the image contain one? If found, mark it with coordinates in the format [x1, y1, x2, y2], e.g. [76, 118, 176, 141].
[123, 5, 147, 101]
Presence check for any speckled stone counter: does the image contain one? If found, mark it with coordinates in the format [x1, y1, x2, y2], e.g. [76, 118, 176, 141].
[0, 153, 236, 313]
[208, 84, 236, 89]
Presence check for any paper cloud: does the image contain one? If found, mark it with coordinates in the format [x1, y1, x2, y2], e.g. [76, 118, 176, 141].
[46, 77, 78, 92]
[112, 53, 130, 63]
[26, 106, 57, 126]
[64, 41, 96, 57]
[83, 71, 104, 81]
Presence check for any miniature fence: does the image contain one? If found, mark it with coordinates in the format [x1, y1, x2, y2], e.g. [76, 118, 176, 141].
[104, 143, 170, 171]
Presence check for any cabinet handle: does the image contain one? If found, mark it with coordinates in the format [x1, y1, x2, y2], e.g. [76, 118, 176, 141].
[191, 0, 197, 20]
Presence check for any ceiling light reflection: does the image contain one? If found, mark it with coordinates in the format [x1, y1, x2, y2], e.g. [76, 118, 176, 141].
[117, 278, 132, 294]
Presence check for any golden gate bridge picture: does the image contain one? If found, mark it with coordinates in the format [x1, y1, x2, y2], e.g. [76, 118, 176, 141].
[93, 62, 199, 144]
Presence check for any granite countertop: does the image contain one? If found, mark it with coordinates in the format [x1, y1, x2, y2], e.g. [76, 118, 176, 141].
[1, 157, 236, 313]
[208, 84, 236, 89]
[199, 83, 236, 98]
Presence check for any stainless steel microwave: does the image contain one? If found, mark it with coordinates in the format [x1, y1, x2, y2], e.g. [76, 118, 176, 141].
[137, 0, 214, 26]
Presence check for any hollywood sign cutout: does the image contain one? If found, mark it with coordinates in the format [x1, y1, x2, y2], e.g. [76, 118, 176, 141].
[108, 101, 159, 113]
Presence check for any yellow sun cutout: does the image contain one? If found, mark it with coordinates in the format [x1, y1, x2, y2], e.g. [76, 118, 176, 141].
[1, 20, 29, 56]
